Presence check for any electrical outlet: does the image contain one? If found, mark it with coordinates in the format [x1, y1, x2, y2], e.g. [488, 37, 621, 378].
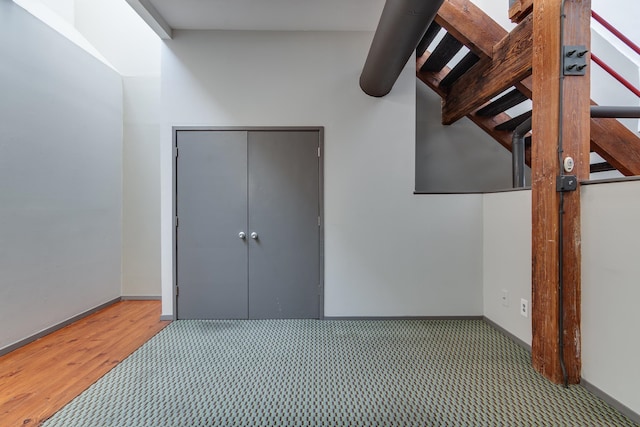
[520, 298, 528, 317]
[501, 290, 509, 307]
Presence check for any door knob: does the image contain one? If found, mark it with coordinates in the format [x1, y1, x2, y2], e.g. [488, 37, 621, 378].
[238, 232, 246, 240]
[250, 232, 259, 240]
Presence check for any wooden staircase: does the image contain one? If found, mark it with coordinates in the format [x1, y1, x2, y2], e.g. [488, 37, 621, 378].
[416, 0, 640, 177]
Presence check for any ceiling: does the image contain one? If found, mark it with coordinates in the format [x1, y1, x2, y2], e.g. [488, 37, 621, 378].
[127, 0, 386, 38]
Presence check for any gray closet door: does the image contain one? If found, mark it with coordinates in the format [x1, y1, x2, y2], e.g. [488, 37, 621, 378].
[247, 131, 320, 319]
[176, 131, 249, 319]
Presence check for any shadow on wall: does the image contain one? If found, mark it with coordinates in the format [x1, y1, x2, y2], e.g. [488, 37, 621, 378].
[415, 83, 530, 193]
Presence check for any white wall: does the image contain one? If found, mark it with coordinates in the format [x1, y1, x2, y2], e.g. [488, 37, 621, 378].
[582, 180, 640, 417]
[592, 0, 640, 66]
[482, 190, 532, 345]
[473, 0, 516, 31]
[590, 30, 639, 136]
[38, 0, 74, 24]
[12, 0, 113, 68]
[481, 182, 640, 418]
[0, 1, 122, 350]
[592, 0, 639, 137]
[121, 76, 161, 297]
[74, 0, 160, 76]
[160, 30, 484, 317]
[73, 0, 162, 297]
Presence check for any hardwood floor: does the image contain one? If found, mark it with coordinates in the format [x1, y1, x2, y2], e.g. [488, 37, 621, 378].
[0, 300, 169, 426]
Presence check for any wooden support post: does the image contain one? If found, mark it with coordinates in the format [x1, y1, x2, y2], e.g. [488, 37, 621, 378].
[531, 0, 591, 384]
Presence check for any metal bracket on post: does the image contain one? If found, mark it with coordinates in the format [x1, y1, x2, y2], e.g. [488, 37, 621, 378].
[556, 175, 578, 192]
[563, 45, 588, 76]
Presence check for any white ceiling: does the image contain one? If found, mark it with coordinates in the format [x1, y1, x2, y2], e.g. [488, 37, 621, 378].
[128, 0, 386, 38]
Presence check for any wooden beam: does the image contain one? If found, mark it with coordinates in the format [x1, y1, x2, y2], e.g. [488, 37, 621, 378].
[441, 14, 533, 125]
[516, 76, 534, 99]
[435, 0, 507, 59]
[531, 0, 591, 385]
[509, 0, 534, 24]
[590, 110, 640, 176]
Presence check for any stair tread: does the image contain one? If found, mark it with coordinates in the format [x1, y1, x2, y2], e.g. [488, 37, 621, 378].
[476, 89, 528, 117]
[420, 33, 464, 73]
[440, 52, 480, 88]
[417, 22, 442, 57]
[494, 110, 533, 131]
[590, 162, 616, 173]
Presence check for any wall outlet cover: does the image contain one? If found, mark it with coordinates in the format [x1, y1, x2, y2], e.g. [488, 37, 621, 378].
[520, 298, 528, 317]
[501, 290, 509, 307]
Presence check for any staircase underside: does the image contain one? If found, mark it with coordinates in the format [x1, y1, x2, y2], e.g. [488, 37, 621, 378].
[416, 0, 640, 177]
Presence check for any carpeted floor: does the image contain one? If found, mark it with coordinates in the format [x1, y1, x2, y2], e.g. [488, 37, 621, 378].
[42, 319, 637, 426]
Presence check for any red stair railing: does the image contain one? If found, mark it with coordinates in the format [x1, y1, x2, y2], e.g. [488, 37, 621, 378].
[591, 55, 640, 98]
[591, 10, 640, 98]
[591, 11, 640, 55]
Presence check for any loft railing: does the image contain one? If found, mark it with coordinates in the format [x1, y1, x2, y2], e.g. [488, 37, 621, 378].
[591, 11, 640, 56]
[591, 10, 640, 98]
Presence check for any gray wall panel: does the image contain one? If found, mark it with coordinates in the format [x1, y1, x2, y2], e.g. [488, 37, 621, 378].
[415, 83, 529, 193]
[0, 2, 123, 350]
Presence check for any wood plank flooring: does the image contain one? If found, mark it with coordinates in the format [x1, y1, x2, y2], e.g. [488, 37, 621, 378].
[0, 300, 169, 426]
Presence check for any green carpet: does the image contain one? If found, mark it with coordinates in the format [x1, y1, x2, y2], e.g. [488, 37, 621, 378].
[42, 319, 637, 426]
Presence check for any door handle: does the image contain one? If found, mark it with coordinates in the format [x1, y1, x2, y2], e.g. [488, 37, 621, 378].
[250, 232, 259, 240]
[239, 232, 246, 240]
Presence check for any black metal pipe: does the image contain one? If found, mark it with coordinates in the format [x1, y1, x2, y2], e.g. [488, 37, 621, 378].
[360, 0, 445, 97]
[512, 117, 532, 188]
[558, 0, 569, 389]
[590, 106, 640, 118]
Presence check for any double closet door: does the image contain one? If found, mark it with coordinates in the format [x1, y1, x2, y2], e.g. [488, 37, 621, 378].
[176, 130, 321, 319]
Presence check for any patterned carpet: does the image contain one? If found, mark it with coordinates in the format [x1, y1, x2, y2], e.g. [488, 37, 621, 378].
[43, 320, 637, 426]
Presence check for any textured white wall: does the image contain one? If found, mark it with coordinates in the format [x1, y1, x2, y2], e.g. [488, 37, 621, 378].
[582, 180, 640, 417]
[160, 30, 484, 317]
[38, 0, 75, 24]
[73, 0, 162, 297]
[74, 0, 160, 76]
[591, 0, 640, 64]
[0, 2, 122, 350]
[472, 0, 516, 31]
[482, 182, 640, 418]
[482, 190, 532, 345]
[590, 31, 639, 138]
[121, 76, 161, 297]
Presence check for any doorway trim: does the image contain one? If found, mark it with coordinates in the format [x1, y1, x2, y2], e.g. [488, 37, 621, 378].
[171, 126, 325, 320]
